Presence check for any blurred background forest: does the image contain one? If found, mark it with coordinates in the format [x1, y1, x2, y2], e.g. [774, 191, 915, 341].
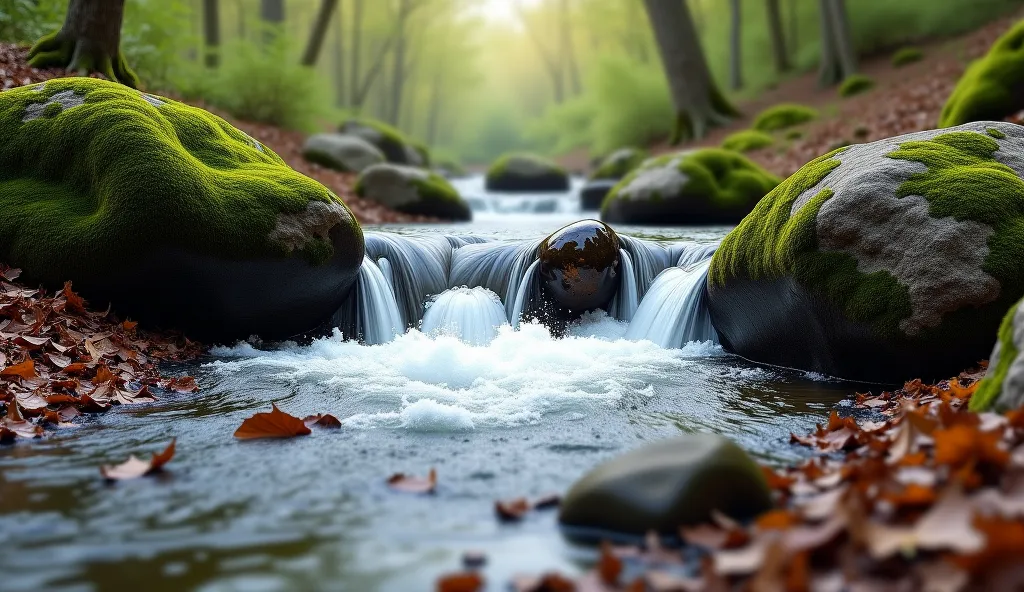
[3, 0, 1023, 165]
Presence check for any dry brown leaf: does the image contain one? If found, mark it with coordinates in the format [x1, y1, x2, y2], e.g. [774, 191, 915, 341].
[302, 413, 342, 429]
[233, 404, 311, 440]
[1, 359, 36, 380]
[387, 468, 437, 494]
[100, 438, 176, 481]
[436, 571, 484, 592]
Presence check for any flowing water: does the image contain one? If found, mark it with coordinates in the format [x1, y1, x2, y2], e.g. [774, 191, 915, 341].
[0, 177, 854, 591]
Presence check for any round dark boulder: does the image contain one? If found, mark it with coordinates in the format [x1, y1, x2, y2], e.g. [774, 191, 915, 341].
[485, 153, 570, 193]
[538, 220, 620, 314]
[580, 179, 619, 211]
[559, 434, 772, 540]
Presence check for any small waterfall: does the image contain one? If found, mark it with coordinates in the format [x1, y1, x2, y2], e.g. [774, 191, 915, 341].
[624, 258, 718, 348]
[617, 235, 673, 304]
[421, 287, 508, 346]
[449, 240, 541, 313]
[355, 257, 404, 345]
[364, 233, 456, 327]
[608, 248, 639, 321]
[511, 260, 542, 328]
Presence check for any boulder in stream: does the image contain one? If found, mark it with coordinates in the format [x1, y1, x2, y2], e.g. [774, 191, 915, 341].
[0, 78, 365, 342]
[709, 122, 1024, 382]
[356, 163, 472, 221]
[338, 117, 428, 166]
[559, 434, 771, 539]
[538, 220, 621, 314]
[302, 133, 385, 173]
[589, 147, 647, 181]
[485, 153, 570, 192]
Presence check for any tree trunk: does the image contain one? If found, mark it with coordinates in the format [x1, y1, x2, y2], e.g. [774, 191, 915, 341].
[788, 0, 798, 61]
[642, 0, 739, 143]
[260, 0, 284, 45]
[765, 0, 789, 73]
[236, 0, 246, 40]
[301, 0, 338, 66]
[729, 0, 742, 90]
[349, 0, 363, 107]
[817, 0, 856, 86]
[28, 0, 138, 87]
[333, 1, 346, 107]
[203, 0, 220, 68]
[386, 0, 409, 125]
[561, 0, 582, 96]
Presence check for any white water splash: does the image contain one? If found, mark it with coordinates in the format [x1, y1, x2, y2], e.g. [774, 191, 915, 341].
[421, 287, 508, 346]
[624, 259, 718, 348]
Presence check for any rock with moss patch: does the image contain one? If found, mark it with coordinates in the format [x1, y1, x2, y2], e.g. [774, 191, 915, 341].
[940, 21, 1024, 128]
[0, 78, 365, 342]
[558, 434, 772, 540]
[302, 133, 385, 173]
[708, 122, 1024, 382]
[485, 153, 570, 192]
[356, 163, 471, 221]
[600, 149, 780, 225]
[892, 47, 924, 68]
[589, 147, 646, 180]
[722, 129, 775, 153]
[338, 117, 424, 166]
[971, 297, 1024, 412]
[839, 75, 875, 98]
[753, 103, 817, 132]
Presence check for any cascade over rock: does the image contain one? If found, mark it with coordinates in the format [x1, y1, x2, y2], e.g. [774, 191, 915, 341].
[538, 220, 621, 315]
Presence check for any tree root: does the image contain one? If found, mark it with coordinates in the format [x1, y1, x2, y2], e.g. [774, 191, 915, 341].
[28, 31, 139, 88]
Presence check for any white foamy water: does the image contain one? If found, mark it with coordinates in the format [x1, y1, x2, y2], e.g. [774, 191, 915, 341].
[421, 287, 508, 346]
[209, 313, 721, 432]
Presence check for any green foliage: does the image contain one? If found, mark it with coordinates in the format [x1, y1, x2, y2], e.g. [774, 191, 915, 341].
[121, 0, 196, 91]
[0, 78, 359, 286]
[891, 46, 925, 67]
[940, 20, 1024, 127]
[587, 56, 674, 153]
[721, 130, 775, 153]
[838, 75, 875, 98]
[0, 0, 63, 43]
[971, 299, 1019, 411]
[524, 97, 598, 155]
[753, 104, 817, 132]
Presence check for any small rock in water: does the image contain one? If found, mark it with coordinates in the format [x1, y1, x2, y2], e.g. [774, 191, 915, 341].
[538, 220, 621, 315]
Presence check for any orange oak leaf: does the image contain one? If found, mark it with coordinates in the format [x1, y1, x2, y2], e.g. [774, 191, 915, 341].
[233, 403, 311, 439]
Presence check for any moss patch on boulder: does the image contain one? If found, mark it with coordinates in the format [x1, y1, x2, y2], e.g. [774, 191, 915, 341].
[752, 103, 817, 132]
[600, 149, 781, 225]
[971, 297, 1022, 412]
[721, 129, 775, 153]
[891, 46, 924, 68]
[839, 75, 875, 98]
[940, 21, 1024, 128]
[356, 163, 471, 221]
[302, 133, 385, 173]
[485, 153, 570, 192]
[338, 117, 425, 166]
[589, 147, 647, 180]
[0, 77, 364, 341]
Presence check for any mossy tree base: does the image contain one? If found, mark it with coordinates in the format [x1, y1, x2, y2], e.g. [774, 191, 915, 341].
[28, 31, 139, 88]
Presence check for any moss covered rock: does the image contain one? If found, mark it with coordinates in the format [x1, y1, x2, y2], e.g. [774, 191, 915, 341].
[892, 47, 924, 68]
[940, 21, 1024, 128]
[338, 117, 425, 166]
[485, 153, 570, 192]
[600, 149, 781, 225]
[753, 104, 817, 132]
[721, 129, 775, 153]
[356, 163, 471, 221]
[839, 74, 875, 98]
[589, 147, 647, 180]
[0, 77, 364, 342]
[971, 297, 1024, 412]
[558, 434, 772, 540]
[302, 133, 385, 173]
[580, 179, 619, 211]
[708, 121, 1024, 382]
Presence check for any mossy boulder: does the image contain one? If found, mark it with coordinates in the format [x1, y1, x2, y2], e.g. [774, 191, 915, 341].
[485, 153, 570, 192]
[558, 434, 772, 540]
[302, 133, 385, 173]
[0, 77, 365, 342]
[338, 117, 425, 166]
[971, 297, 1024, 412]
[434, 159, 467, 178]
[892, 47, 924, 68]
[722, 129, 775, 153]
[708, 122, 1024, 382]
[940, 21, 1024, 128]
[753, 104, 817, 132]
[355, 163, 471, 221]
[600, 149, 781, 226]
[589, 147, 647, 180]
[839, 74, 875, 98]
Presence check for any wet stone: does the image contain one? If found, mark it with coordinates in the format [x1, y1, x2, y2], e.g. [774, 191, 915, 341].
[538, 220, 621, 314]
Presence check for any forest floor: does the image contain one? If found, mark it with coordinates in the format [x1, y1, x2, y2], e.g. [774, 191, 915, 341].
[0, 43, 436, 226]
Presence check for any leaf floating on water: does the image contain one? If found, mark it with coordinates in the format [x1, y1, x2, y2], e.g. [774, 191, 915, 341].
[233, 403, 311, 440]
[100, 438, 176, 481]
[302, 413, 342, 429]
[495, 497, 531, 522]
[436, 571, 484, 592]
[387, 468, 437, 494]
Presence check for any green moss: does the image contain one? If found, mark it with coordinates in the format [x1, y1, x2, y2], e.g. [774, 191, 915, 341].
[339, 117, 420, 165]
[41, 102, 62, 118]
[486, 152, 567, 181]
[785, 129, 804, 141]
[838, 75, 875, 98]
[940, 20, 1024, 127]
[988, 127, 1007, 138]
[721, 130, 775, 153]
[590, 147, 647, 180]
[970, 299, 1018, 411]
[891, 47, 925, 68]
[752, 104, 818, 132]
[411, 141, 432, 167]
[0, 77, 359, 287]
[713, 129, 1024, 340]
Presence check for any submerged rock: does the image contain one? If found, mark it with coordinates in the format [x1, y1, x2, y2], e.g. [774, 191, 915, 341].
[940, 21, 1024, 127]
[356, 163, 471, 221]
[485, 153, 570, 192]
[559, 434, 771, 539]
[589, 147, 646, 181]
[538, 220, 620, 314]
[580, 179, 619, 211]
[0, 77, 364, 342]
[601, 149, 780, 225]
[709, 122, 1024, 382]
[302, 133, 385, 173]
[972, 297, 1024, 412]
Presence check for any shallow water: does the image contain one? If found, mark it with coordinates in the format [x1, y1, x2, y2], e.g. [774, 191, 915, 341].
[0, 177, 853, 591]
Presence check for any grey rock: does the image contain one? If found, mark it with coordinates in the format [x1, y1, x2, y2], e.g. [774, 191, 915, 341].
[302, 133, 385, 173]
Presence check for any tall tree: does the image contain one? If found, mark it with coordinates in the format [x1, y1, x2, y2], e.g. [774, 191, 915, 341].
[386, 0, 422, 125]
[729, 0, 742, 90]
[301, 0, 339, 66]
[349, 0, 364, 107]
[260, 0, 284, 44]
[642, 0, 739, 143]
[27, 0, 138, 87]
[203, 0, 221, 68]
[817, 0, 856, 86]
[560, 0, 582, 96]
[765, 0, 789, 73]
[333, 0, 346, 106]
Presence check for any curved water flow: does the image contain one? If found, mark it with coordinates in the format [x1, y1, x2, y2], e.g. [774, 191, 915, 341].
[421, 287, 508, 346]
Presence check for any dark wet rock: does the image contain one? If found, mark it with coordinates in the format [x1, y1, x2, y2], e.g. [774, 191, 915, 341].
[485, 153, 570, 193]
[538, 220, 620, 314]
[0, 78, 365, 342]
[580, 179, 619, 211]
[558, 434, 771, 539]
[589, 147, 646, 180]
[302, 133, 385, 173]
[709, 122, 1024, 382]
[355, 163, 471, 221]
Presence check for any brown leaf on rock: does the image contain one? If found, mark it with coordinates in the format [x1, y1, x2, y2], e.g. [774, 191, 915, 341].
[233, 404, 312, 440]
[387, 468, 437, 494]
[100, 438, 176, 481]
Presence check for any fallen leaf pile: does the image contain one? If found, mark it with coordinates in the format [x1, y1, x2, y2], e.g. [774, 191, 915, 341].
[0, 267, 202, 443]
[458, 365, 1024, 591]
